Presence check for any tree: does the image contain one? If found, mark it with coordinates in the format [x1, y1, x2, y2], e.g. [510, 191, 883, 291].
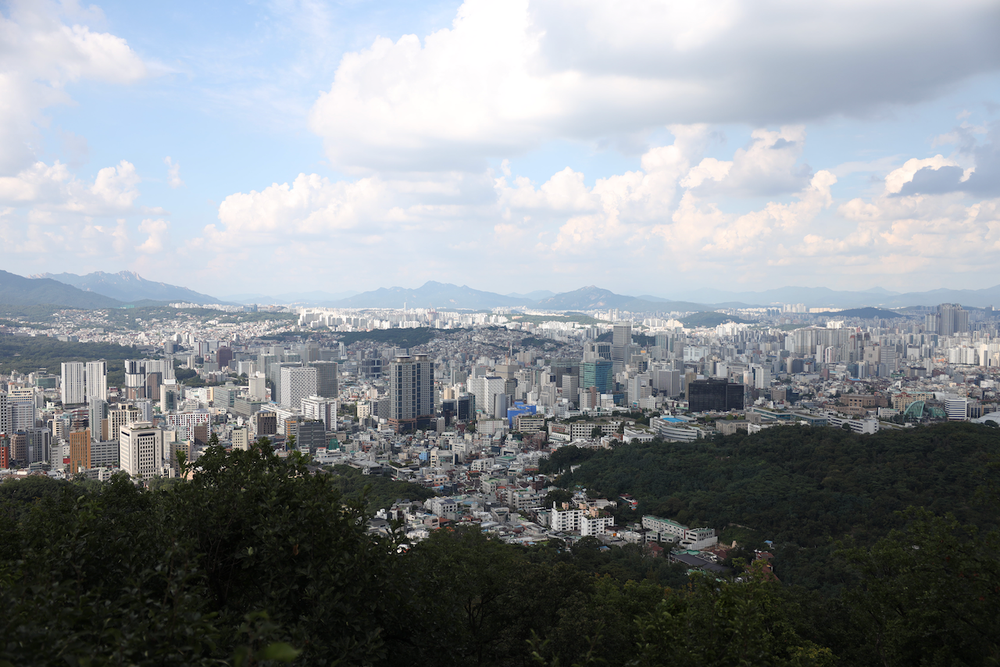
[630, 567, 835, 667]
[838, 508, 1000, 666]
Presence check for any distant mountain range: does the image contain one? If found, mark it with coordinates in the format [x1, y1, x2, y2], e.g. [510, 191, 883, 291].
[0, 270, 122, 309]
[34, 271, 223, 305]
[6, 268, 1000, 313]
[674, 285, 1000, 309]
[532, 286, 709, 312]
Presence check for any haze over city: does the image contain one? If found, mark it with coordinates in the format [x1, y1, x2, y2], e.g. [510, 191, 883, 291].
[1, 0, 998, 298]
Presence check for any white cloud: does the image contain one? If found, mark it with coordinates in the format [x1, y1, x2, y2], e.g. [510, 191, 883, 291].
[883, 155, 959, 194]
[0, 159, 143, 215]
[164, 157, 184, 188]
[0, 0, 147, 175]
[136, 218, 169, 253]
[205, 173, 394, 246]
[309, 0, 1000, 172]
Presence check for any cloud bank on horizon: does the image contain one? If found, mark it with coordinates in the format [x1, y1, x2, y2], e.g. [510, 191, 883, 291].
[0, 0, 998, 298]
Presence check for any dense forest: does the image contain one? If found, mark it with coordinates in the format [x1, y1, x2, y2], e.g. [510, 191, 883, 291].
[0, 335, 147, 376]
[546, 423, 1000, 594]
[1, 427, 998, 665]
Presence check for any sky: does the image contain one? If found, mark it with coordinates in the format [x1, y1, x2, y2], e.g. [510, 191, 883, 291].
[0, 0, 999, 299]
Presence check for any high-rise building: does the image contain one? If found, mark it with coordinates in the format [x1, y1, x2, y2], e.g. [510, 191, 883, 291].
[248, 372, 267, 401]
[61, 362, 86, 405]
[86, 360, 107, 402]
[612, 323, 632, 365]
[108, 404, 141, 444]
[582, 360, 614, 394]
[301, 395, 336, 429]
[216, 346, 233, 370]
[309, 361, 339, 398]
[69, 429, 91, 473]
[688, 379, 745, 413]
[10, 392, 36, 431]
[468, 375, 506, 419]
[388, 354, 433, 432]
[936, 304, 969, 336]
[280, 366, 317, 409]
[0, 392, 10, 436]
[119, 421, 165, 480]
[24, 427, 51, 465]
[87, 398, 108, 440]
[10, 432, 27, 464]
[290, 419, 326, 451]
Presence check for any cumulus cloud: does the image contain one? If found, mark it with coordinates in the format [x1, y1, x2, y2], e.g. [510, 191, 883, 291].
[136, 218, 169, 253]
[310, 0, 1000, 172]
[164, 157, 184, 188]
[205, 173, 394, 246]
[0, 159, 143, 215]
[0, 0, 147, 174]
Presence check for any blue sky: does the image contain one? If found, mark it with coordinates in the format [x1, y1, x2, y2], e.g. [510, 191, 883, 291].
[1, 0, 998, 299]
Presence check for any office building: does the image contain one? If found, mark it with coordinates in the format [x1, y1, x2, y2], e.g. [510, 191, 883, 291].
[468, 375, 506, 419]
[61, 362, 86, 405]
[309, 361, 339, 398]
[251, 411, 277, 438]
[231, 427, 249, 451]
[216, 346, 233, 370]
[108, 404, 141, 444]
[248, 372, 267, 401]
[612, 322, 632, 365]
[279, 366, 317, 409]
[301, 395, 336, 429]
[69, 429, 91, 474]
[10, 432, 27, 464]
[388, 354, 433, 432]
[688, 379, 745, 412]
[291, 419, 326, 451]
[582, 360, 614, 394]
[24, 427, 51, 465]
[119, 422, 165, 480]
[10, 392, 36, 431]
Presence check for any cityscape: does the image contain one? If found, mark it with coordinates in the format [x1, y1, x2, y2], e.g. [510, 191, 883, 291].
[1, 0, 998, 665]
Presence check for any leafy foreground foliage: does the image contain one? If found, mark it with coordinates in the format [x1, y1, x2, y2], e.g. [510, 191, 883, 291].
[1, 439, 999, 666]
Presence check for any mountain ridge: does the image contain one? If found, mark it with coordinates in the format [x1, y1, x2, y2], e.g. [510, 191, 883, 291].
[34, 271, 224, 304]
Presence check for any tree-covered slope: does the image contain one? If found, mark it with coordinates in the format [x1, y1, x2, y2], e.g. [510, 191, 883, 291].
[550, 423, 1000, 591]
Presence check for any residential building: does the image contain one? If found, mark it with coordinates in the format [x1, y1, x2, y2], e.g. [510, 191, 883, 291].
[61, 362, 86, 405]
[388, 354, 433, 432]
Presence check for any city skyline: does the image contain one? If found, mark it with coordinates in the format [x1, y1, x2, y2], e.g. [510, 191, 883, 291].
[0, 0, 998, 296]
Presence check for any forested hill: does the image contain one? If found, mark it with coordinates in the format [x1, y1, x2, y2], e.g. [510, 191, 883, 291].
[548, 422, 1000, 592]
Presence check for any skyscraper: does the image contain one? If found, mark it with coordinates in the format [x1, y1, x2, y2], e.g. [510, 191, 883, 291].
[582, 360, 614, 394]
[86, 360, 107, 402]
[61, 362, 86, 405]
[388, 354, 433, 432]
[612, 322, 632, 368]
[69, 429, 91, 473]
[309, 361, 339, 398]
[280, 366, 317, 410]
[936, 303, 969, 336]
